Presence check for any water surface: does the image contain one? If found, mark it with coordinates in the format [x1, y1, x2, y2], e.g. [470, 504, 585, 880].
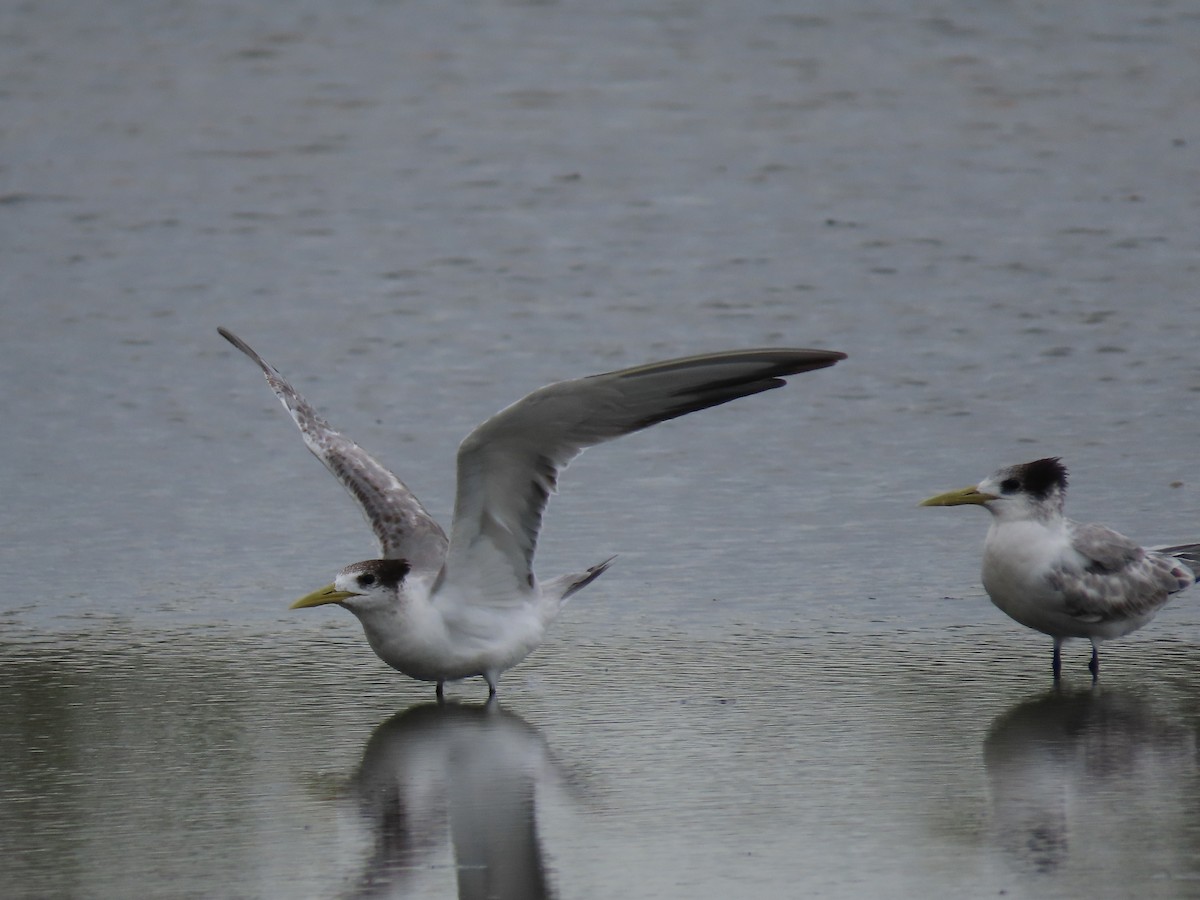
[3, 0, 1200, 896]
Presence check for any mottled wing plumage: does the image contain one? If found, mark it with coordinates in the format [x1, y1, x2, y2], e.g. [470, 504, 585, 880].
[438, 348, 845, 607]
[1052, 521, 1188, 623]
[219, 328, 448, 572]
[1071, 522, 1143, 574]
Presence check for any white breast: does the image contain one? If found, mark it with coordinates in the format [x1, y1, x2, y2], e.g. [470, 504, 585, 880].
[981, 519, 1082, 637]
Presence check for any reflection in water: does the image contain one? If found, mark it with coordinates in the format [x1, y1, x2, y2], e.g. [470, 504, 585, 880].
[982, 688, 1198, 880]
[347, 702, 558, 900]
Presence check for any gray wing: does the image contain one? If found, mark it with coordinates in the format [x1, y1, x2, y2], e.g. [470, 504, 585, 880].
[437, 347, 845, 606]
[219, 328, 448, 572]
[1053, 521, 1191, 623]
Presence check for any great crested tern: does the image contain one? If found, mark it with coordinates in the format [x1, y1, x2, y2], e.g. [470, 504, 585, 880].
[921, 457, 1200, 678]
[219, 328, 845, 697]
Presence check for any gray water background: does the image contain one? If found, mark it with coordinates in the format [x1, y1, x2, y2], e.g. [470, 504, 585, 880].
[3, 0, 1200, 897]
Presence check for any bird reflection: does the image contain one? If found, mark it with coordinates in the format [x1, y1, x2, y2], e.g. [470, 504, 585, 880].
[346, 702, 559, 900]
[982, 687, 1196, 877]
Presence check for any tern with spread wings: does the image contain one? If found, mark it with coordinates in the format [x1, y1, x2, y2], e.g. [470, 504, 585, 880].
[922, 457, 1199, 678]
[220, 328, 844, 697]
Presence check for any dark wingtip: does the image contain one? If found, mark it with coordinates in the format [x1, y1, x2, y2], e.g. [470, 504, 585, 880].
[789, 350, 846, 374]
[824, 349, 849, 362]
[217, 326, 252, 355]
[773, 348, 847, 376]
[217, 326, 277, 375]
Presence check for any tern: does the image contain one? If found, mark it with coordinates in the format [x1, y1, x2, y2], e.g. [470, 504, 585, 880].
[921, 457, 1199, 678]
[219, 328, 844, 697]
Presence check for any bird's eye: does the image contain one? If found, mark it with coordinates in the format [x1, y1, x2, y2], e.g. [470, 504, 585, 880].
[357, 573, 377, 587]
[999, 478, 1020, 493]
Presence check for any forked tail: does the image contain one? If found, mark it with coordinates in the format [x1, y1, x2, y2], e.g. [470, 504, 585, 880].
[548, 556, 617, 603]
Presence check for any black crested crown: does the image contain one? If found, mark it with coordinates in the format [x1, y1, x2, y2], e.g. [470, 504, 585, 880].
[376, 559, 412, 589]
[1017, 457, 1068, 499]
[347, 558, 412, 590]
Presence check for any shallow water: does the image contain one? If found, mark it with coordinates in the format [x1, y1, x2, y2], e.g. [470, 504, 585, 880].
[6, 623, 1200, 899]
[3, 0, 1200, 897]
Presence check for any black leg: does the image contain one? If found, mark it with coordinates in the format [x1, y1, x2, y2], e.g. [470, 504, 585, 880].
[436, 680, 445, 702]
[1052, 639, 1062, 679]
[1088, 643, 1099, 680]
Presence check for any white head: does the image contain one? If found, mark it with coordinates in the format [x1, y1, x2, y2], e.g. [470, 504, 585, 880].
[921, 457, 1069, 523]
[291, 558, 413, 615]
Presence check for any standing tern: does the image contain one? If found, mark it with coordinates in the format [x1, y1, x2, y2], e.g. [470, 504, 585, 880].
[219, 328, 844, 697]
[921, 457, 1200, 678]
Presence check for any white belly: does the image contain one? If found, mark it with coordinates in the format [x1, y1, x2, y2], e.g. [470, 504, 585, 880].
[981, 521, 1087, 638]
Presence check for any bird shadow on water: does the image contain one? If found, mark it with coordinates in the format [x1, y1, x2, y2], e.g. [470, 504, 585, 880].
[981, 685, 1200, 886]
[341, 701, 565, 900]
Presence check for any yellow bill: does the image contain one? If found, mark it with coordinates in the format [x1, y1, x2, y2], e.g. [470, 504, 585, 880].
[291, 584, 357, 609]
[919, 486, 998, 507]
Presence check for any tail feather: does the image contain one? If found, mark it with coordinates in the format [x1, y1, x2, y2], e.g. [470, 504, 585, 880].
[1158, 542, 1200, 581]
[548, 556, 616, 603]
